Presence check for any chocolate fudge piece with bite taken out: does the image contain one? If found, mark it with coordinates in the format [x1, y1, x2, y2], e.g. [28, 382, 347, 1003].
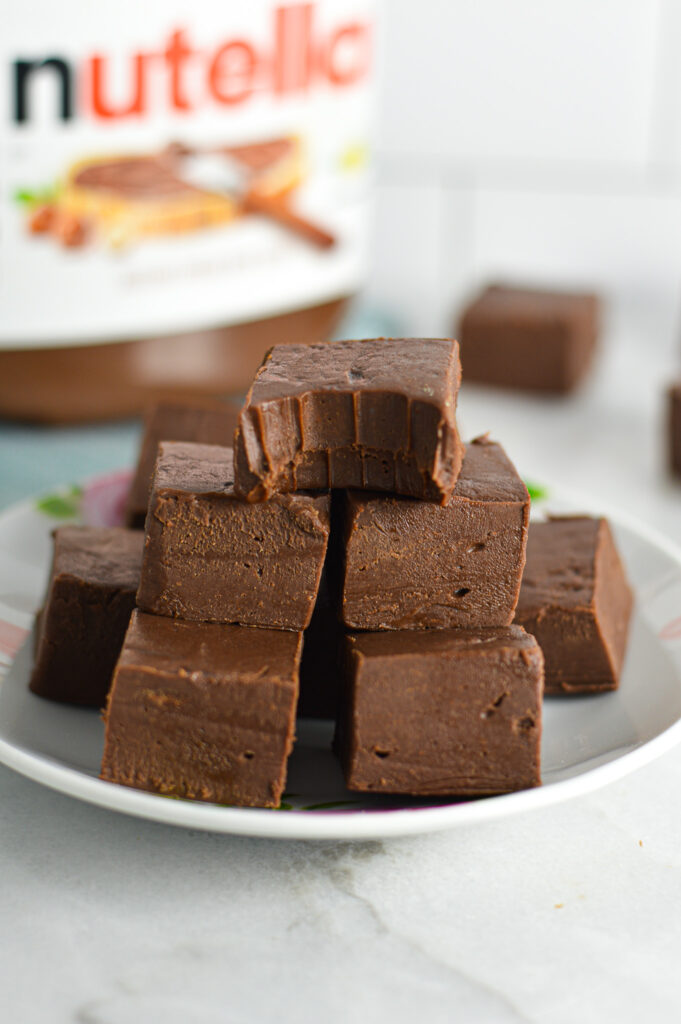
[233, 338, 464, 505]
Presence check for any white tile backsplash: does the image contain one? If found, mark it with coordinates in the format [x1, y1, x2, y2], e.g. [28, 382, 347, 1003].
[473, 189, 681, 297]
[377, 0, 661, 167]
[647, 0, 681, 169]
[367, 180, 448, 335]
[368, 0, 681, 331]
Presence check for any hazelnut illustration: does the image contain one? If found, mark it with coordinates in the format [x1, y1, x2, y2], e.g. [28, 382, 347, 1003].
[55, 211, 87, 248]
[29, 204, 56, 234]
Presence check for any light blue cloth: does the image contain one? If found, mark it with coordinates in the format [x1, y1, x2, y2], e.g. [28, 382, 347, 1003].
[0, 420, 141, 510]
[0, 305, 399, 511]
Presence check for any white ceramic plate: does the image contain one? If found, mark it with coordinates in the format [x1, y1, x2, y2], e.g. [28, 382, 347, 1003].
[2, 471, 681, 840]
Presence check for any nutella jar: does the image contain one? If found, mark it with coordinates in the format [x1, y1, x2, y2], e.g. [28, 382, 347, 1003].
[0, 1, 376, 421]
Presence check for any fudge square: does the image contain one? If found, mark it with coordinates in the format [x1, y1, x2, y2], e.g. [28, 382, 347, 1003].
[340, 437, 529, 630]
[458, 284, 600, 393]
[136, 442, 330, 630]
[668, 383, 681, 479]
[514, 517, 633, 694]
[30, 526, 144, 707]
[338, 626, 543, 796]
[101, 611, 301, 807]
[124, 397, 240, 529]
[233, 337, 464, 505]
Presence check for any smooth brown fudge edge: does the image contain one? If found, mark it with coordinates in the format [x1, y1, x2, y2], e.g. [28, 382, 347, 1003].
[100, 611, 302, 807]
[136, 442, 330, 630]
[338, 437, 530, 631]
[459, 285, 600, 394]
[337, 626, 543, 797]
[29, 526, 144, 707]
[668, 384, 681, 479]
[124, 397, 241, 529]
[515, 517, 633, 694]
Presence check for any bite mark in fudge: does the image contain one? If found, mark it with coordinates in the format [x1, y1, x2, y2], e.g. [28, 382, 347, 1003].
[30, 526, 144, 707]
[459, 284, 600, 393]
[136, 442, 330, 630]
[339, 437, 529, 630]
[514, 516, 633, 694]
[337, 626, 543, 796]
[124, 397, 240, 529]
[233, 338, 464, 505]
[100, 611, 301, 807]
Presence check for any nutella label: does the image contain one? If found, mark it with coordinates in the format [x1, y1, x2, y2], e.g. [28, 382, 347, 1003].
[0, 0, 375, 347]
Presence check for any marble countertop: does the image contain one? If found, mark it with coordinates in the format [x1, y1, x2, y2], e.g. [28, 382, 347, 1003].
[2, 750, 678, 1024]
[2, 300, 681, 1023]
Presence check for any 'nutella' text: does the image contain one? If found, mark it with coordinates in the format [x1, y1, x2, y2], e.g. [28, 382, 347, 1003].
[12, 4, 371, 124]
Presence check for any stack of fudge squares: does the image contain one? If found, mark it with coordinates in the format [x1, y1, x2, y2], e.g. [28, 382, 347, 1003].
[30, 338, 634, 809]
